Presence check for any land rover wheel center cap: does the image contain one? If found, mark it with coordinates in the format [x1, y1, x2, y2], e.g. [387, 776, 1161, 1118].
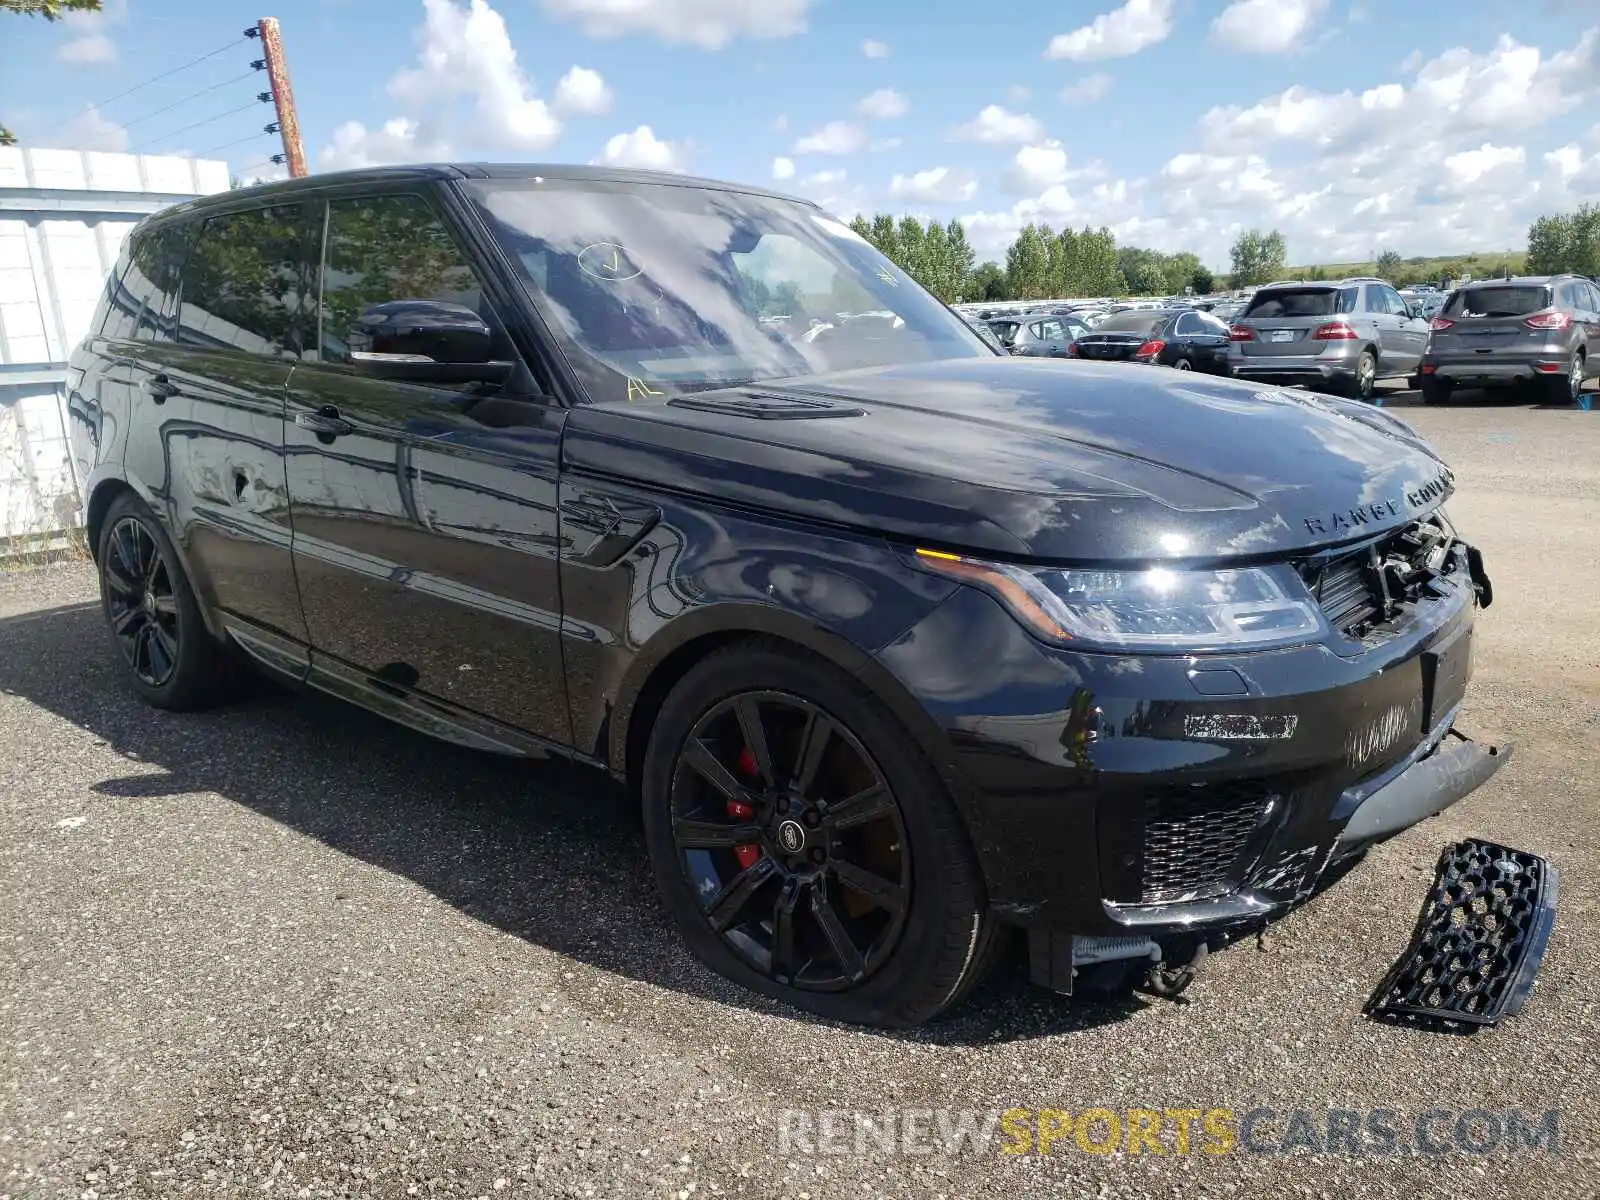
[776, 819, 807, 854]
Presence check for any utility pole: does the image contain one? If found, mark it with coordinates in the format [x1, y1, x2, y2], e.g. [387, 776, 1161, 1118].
[256, 17, 306, 177]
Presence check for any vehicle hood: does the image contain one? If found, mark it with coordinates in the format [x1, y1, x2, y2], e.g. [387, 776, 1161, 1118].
[560, 358, 1454, 562]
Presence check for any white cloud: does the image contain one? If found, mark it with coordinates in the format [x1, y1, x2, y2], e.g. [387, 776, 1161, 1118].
[772, 114, 789, 131]
[1059, 72, 1112, 105]
[772, 155, 795, 180]
[803, 169, 847, 187]
[552, 65, 613, 116]
[1210, 0, 1327, 55]
[539, 0, 809, 49]
[322, 0, 583, 168]
[889, 167, 978, 203]
[1006, 140, 1070, 192]
[861, 38, 888, 58]
[1046, 0, 1173, 62]
[793, 120, 869, 155]
[1007, 84, 1031, 104]
[593, 125, 688, 171]
[57, 33, 116, 64]
[855, 88, 909, 120]
[1442, 142, 1525, 185]
[56, 104, 128, 152]
[950, 104, 1045, 144]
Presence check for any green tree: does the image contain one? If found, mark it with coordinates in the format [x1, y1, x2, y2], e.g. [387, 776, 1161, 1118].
[941, 219, 975, 303]
[1527, 204, 1600, 277]
[1162, 251, 1201, 293]
[3, 0, 104, 143]
[968, 261, 1008, 301]
[1074, 226, 1122, 296]
[1229, 229, 1287, 287]
[1128, 258, 1166, 295]
[1189, 266, 1215, 294]
[1005, 223, 1052, 299]
[1374, 249, 1403, 282]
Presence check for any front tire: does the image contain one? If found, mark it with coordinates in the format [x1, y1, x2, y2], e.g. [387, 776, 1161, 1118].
[641, 642, 997, 1027]
[96, 491, 229, 711]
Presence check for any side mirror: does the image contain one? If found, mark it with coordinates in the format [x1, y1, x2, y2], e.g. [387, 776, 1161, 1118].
[347, 300, 514, 386]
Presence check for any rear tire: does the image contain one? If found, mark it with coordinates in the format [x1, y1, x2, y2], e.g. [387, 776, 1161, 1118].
[1420, 377, 1452, 405]
[641, 641, 997, 1027]
[96, 491, 231, 711]
[1172, 358, 1192, 371]
[1547, 350, 1587, 409]
[1338, 350, 1378, 402]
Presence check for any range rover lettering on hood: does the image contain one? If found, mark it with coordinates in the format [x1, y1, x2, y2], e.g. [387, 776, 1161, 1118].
[1301, 468, 1455, 537]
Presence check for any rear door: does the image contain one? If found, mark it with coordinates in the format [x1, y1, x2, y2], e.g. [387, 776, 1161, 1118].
[1237, 286, 1353, 357]
[1580, 281, 1600, 371]
[1373, 283, 1424, 372]
[282, 189, 572, 748]
[122, 202, 316, 670]
[1184, 310, 1232, 371]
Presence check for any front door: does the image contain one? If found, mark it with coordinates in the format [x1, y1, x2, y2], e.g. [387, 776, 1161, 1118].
[282, 191, 571, 749]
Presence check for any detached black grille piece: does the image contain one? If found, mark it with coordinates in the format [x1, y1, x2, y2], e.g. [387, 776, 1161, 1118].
[1364, 839, 1559, 1030]
[1139, 780, 1279, 904]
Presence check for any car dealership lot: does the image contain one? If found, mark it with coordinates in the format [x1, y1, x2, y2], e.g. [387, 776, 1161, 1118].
[2, 389, 1597, 1199]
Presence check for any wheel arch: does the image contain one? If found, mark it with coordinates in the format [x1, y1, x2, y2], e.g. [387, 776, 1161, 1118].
[87, 474, 225, 640]
[611, 604, 958, 812]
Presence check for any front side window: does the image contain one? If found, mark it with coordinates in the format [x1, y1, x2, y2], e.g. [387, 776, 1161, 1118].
[319, 193, 504, 369]
[466, 179, 987, 405]
[177, 204, 319, 358]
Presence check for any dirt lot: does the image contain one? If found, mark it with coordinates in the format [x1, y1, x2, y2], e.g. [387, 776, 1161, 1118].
[3, 388, 1597, 1199]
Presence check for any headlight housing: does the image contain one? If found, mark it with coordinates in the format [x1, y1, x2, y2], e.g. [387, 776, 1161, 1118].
[912, 549, 1325, 652]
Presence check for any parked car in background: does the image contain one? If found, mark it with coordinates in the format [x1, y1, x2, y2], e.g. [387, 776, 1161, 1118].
[1417, 275, 1599, 408]
[961, 314, 1007, 353]
[984, 316, 1022, 348]
[1069, 308, 1232, 374]
[1009, 313, 1091, 357]
[1227, 278, 1428, 401]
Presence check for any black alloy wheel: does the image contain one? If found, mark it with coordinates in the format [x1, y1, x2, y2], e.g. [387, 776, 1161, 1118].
[668, 691, 910, 991]
[96, 491, 231, 710]
[102, 516, 181, 687]
[642, 644, 998, 1026]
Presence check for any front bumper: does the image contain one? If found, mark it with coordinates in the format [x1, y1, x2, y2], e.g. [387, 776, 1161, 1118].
[872, 565, 1502, 941]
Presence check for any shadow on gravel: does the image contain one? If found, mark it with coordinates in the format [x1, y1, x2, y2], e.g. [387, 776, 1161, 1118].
[2, 598, 1194, 1045]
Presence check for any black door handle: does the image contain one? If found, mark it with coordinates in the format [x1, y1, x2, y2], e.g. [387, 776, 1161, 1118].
[141, 374, 179, 402]
[294, 406, 355, 438]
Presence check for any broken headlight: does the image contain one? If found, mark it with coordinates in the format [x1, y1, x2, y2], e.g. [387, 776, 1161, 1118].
[912, 550, 1325, 651]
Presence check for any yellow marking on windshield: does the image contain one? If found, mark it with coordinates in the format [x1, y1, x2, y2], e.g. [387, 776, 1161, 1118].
[626, 376, 665, 402]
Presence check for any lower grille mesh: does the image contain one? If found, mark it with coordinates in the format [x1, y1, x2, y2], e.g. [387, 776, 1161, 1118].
[1141, 781, 1278, 903]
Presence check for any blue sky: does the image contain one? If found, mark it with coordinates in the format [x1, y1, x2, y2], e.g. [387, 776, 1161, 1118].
[4, 0, 1597, 268]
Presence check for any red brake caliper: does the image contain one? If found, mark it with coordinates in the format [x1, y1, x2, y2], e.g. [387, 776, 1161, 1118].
[729, 746, 762, 869]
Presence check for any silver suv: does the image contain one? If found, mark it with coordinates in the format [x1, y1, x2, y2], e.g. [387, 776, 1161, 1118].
[1227, 278, 1428, 402]
[1417, 275, 1598, 410]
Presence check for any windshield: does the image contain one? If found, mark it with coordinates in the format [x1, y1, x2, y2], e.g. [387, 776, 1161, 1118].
[466, 179, 988, 404]
[1096, 312, 1168, 334]
[1244, 287, 1356, 318]
[1444, 286, 1551, 318]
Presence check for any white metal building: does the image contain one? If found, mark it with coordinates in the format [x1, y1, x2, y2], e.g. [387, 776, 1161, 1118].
[0, 147, 229, 553]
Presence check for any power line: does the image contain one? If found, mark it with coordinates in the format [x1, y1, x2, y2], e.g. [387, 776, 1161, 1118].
[137, 98, 270, 153]
[195, 130, 267, 159]
[85, 35, 249, 114]
[35, 34, 250, 140]
[122, 72, 260, 130]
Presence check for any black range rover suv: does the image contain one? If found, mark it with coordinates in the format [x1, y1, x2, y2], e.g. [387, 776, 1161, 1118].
[68, 165, 1506, 1027]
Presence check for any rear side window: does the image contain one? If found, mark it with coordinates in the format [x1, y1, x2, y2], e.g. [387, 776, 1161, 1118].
[1444, 286, 1551, 318]
[177, 203, 321, 358]
[1244, 287, 1356, 318]
[102, 225, 186, 342]
[319, 193, 492, 366]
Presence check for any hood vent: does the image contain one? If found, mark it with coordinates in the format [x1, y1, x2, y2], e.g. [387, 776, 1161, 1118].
[666, 392, 865, 420]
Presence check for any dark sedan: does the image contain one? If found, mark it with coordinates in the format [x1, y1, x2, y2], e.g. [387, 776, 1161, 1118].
[1070, 307, 1233, 373]
[68, 163, 1503, 1027]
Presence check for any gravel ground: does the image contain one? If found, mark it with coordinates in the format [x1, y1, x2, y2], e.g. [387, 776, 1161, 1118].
[2, 388, 1597, 1199]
